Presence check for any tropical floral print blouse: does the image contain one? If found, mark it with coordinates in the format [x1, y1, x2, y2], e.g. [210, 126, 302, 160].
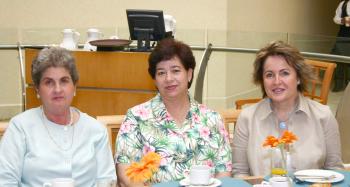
[115, 93, 232, 183]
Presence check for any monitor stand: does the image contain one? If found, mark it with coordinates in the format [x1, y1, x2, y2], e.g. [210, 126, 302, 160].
[131, 30, 152, 52]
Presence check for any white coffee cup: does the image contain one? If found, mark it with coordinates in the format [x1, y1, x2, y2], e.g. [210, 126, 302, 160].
[43, 178, 75, 187]
[189, 165, 211, 185]
[96, 179, 117, 187]
[268, 176, 291, 187]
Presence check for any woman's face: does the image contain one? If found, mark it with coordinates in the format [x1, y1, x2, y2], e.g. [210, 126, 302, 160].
[37, 67, 76, 113]
[263, 55, 299, 104]
[155, 56, 193, 100]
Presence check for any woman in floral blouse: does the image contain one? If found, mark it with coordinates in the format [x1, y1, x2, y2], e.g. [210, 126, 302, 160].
[115, 38, 232, 186]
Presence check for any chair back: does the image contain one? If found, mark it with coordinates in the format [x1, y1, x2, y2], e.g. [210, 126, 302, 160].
[234, 59, 336, 109]
[0, 122, 9, 140]
[219, 109, 241, 129]
[303, 59, 336, 105]
[235, 98, 262, 110]
[218, 109, 241, 143]
[96, 115, 125, 155]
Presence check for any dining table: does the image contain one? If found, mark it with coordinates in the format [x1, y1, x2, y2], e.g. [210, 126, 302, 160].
[289, 170, 350, 187]
[152, 177, 252, 187]
[152, 170, 350, 186]
[261, 170, 350, 187]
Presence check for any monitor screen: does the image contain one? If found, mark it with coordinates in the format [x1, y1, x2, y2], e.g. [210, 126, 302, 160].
[126, 9, 166, 51]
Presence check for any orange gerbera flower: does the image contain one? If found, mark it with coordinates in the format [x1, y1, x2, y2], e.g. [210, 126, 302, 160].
[142, 152, 161, 172]
[264, 131, 297, 176]
[126, 162, 152, 183]
[263, 135, 280, 147]
[263, 131, 298, 148]
[280, 130, 298, 144]
[126, 152, 161, 183]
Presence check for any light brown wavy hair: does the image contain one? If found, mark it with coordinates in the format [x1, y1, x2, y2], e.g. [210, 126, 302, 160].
[253, 41, 317, 97]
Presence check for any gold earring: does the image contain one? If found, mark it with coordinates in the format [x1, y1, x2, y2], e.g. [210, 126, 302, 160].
[36, 94, 40, 99]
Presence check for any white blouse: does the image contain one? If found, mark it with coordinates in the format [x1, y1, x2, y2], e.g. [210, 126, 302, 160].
[0, 107, 116, 187]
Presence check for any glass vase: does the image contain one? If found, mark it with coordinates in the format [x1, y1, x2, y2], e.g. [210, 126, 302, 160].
[270, 147, 287, 177]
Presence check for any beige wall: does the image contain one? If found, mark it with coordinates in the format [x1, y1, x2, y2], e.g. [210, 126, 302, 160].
[0, 0, 227, 30]
[223, 0, 339, 109]
[227, 0, 337, 34]
[0, 0, 229, 119]
[0, 0, 340, 119]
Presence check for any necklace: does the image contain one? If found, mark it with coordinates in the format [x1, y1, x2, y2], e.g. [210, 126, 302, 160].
[41, 106, 75, 151]
[270, 100, 298, 136]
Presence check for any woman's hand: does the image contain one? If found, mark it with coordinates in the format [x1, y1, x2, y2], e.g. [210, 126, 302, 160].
[345, 17, 350, 26]
[341, 17, 350, 25]
[215, 171, 232, 178]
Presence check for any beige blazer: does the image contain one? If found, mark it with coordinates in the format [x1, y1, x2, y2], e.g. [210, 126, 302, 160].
[336, 83, 350, 163]
[232, 94, 343, 177]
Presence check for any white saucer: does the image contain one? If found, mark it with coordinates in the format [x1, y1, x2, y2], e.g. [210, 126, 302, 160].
[179, 178, 222, 187]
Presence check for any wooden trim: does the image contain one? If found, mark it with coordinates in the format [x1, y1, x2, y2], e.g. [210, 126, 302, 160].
[0, 122, 9, 138]
[235, 99, 262, 110]
[219, 109, 241, 124]
[25, 49, 156, 90]
[96, 115, 125, 155]
[304, 59, 336, 105]
[26, 87, 155, 117]
[25, 49, 157, 117]
[218, 109, 241, 143]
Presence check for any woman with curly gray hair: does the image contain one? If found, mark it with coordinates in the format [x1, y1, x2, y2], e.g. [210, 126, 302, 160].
[0, 47, 116, 187]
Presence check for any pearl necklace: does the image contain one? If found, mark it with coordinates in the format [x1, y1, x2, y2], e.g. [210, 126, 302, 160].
[41, 106, 75, 151]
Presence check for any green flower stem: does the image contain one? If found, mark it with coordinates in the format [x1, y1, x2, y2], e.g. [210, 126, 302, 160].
[278, 144, 287, 173]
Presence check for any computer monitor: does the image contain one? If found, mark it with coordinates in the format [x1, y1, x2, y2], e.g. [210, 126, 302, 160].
[126, 9, 166, 51]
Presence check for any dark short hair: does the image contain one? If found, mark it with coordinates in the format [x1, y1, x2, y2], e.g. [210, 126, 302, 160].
[31, 47, 79, 87]
[148, 38, 196, 88]
[253, 41, 317, 97]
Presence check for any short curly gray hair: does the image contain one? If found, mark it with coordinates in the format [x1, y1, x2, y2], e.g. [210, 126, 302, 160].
[31, 47, 79, 87]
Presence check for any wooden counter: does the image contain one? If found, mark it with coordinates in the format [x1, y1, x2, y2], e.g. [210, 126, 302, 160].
[25, 49, 157, 117]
